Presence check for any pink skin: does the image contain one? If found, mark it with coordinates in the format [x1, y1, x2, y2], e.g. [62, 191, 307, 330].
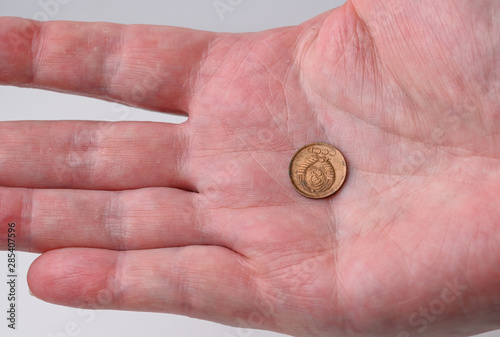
[0, 1, 499, 336]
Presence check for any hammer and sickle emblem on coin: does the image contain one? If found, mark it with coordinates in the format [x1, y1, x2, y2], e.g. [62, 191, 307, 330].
[296, 154, 335, 194]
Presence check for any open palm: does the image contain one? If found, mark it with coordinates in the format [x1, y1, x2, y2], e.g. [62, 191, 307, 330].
[1, 1, 499, 336]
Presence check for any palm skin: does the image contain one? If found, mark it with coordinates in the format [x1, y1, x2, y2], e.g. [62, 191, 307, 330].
[0, 1, 499, 336]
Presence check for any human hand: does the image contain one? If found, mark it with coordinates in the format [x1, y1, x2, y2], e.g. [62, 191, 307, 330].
[0, 1, 499, 336]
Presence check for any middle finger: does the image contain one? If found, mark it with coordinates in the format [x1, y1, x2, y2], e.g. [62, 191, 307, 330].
[0, 187, 213, 252]
[0, 120, 195, 191]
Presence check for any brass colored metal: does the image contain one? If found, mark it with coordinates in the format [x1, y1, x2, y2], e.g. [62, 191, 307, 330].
[289, 143, 347, 199]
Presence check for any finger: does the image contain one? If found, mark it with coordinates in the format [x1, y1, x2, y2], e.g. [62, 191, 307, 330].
[27, 247, 261, 327]
[0, 17, 215, 113]
[0, 120, 194, 190]
[0, 187, 214, 252]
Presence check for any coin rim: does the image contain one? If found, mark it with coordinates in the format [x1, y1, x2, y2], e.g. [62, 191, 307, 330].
[289, 142, 347, 199]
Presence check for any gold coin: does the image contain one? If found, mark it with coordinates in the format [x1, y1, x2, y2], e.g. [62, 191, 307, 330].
[289, 143, 347, 199]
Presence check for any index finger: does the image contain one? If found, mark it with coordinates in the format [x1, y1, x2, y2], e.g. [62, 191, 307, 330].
[0, 17, 216, 113]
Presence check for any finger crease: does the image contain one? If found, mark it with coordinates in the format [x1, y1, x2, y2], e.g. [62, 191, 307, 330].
[105, 191, 125, 251]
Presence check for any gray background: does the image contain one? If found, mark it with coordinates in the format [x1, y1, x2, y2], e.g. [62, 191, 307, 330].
[0, 1, 498, 336]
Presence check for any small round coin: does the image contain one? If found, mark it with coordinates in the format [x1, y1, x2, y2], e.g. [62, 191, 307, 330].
[289, 143, 347, 199]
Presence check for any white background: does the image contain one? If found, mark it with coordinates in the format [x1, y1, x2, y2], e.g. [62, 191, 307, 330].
[0, 1, 498, 336]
